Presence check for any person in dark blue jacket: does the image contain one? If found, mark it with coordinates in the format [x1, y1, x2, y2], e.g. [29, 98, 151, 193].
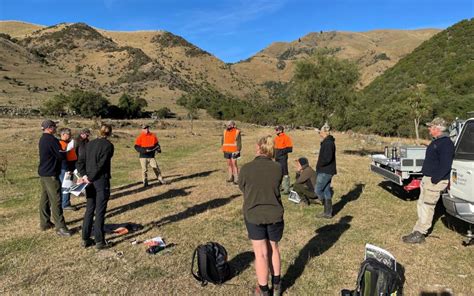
[314, 123, 337, 219]
[403, 117, 454, 244]
[38, 119, 71, 237]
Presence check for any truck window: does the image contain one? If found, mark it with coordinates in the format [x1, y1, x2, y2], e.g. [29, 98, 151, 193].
[455, 121, 474, 160]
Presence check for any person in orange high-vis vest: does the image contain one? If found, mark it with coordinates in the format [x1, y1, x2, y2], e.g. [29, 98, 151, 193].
[134, 124, 169, 187]
[274, 125, 293, 194]
[59, 128, 78, 211]
[221, 120, 242, 184]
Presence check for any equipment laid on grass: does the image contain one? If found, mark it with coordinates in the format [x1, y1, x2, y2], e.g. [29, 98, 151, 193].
[288, 190, 301, 203]
[191, 242, 231, 286]
[342, 244, 402, 296]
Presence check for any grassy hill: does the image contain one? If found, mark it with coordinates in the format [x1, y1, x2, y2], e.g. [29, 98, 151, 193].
[353, 19, 474, 136]
[231, 29, 439, 88]
[0, 22, 263, 112]
[0, 20, 437, 114]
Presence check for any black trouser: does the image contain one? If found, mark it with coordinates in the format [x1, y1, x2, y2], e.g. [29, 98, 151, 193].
[39, 176, 67, 230]
[276, 157, 289, 175]
[82, 176, 110, 244]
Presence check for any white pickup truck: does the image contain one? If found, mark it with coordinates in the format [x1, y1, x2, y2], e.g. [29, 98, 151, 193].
[442, 117, 474, 245]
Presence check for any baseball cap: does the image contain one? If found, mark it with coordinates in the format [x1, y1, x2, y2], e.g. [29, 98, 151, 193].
[41, 119, 57, 130]
[141, 124, 150, 129]
[426, 117, 446, 128]
[298, 157, 309, 166]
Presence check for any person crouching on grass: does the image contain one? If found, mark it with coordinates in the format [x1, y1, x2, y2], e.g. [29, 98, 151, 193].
[238, 135, 284, 296]
[77, 124, 114, 250]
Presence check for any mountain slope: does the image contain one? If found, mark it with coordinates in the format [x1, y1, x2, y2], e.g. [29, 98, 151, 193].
[353, 19, 474, 136]
[232, 29, 439, 88]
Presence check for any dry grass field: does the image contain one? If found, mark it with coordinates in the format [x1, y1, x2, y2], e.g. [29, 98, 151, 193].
[0, 118, 472, 295]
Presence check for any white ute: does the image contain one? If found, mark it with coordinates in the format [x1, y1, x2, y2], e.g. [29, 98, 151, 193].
[442, 117, 474, 245]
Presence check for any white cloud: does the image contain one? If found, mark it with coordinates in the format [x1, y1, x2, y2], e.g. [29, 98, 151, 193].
[176, 0, 286, 37]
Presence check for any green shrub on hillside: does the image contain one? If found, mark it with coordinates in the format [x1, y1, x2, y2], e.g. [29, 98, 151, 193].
[355, 19, 474, 136]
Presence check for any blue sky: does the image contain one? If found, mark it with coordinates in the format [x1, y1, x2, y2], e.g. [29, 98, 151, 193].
[0, 0, 472, 62]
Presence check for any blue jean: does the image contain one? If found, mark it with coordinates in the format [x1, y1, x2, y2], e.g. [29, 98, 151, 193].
[59, 166, 71, 208]
[314, 173, 334, 200]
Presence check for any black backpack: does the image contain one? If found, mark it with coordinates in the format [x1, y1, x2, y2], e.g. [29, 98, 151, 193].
[191, 242, 232, 286]
[349, 258, 401, 296]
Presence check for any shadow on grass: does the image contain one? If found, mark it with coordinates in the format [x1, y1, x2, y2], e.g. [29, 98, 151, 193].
[167, 169, 219, 183]
[110, 174, 183, 193]
[440, 213, 473, 240]
[67, 185, 195, 227]
[282, 215, 353, 292]
[108, 194, 240, 246]
[342, 149, 383, 157]
[109, 170, 217, 200]
[333, 183, 365, 216]
[378, 181, 419, 201]
[229, 251, 254, 279]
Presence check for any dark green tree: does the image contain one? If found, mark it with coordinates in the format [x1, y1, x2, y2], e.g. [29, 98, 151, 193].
[289, 53, 359, 128]
[41, 94, 70, 116]
[118, 93, 148, 118]
[68, 90, 110, 118]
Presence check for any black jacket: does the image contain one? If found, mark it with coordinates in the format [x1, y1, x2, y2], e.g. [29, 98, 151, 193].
[77, 138, 114, 181]
[316, 135, 337, 175]
[38, 133, 64, 177]
[421, 135, 454, 184]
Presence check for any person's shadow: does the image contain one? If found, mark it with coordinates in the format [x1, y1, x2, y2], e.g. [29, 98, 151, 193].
[282, 215, 353, 292]
[108, 194, 241, 246]
[228, 251, 255, 279]
[332, 183, 365, 216]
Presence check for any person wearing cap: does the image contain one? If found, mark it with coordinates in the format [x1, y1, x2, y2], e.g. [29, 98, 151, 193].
[58, 128, 78, 211]
[293, 157, 318, 205]
[38, 119, 72, 237]
[274, 125, 293, 194]
[134, 124, 169, 187]
[221, 120, 241, 184]
[77, 124, 115, 249]
[314, 123, 337, 219]
[402, 117, 454, 244]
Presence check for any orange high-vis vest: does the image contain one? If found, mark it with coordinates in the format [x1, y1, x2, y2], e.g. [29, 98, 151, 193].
[274, 132, 293, 149]
[59, 140, 78, 162]
[222, 128, 240, 153]
[135, 132, 158, 148]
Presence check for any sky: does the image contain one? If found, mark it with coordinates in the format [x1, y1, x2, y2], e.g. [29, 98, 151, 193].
[0, 0, 472, 62]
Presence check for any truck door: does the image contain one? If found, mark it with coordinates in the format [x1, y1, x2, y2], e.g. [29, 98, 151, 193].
[450, 119, 474, 204]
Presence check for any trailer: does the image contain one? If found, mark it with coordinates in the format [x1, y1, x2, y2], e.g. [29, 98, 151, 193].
[370, 146, 426, 192]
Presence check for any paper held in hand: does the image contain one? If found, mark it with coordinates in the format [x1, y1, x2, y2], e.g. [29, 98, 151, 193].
[63, 183, 88, 196]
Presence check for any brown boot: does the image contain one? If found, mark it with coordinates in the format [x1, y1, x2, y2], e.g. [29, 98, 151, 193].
[226, 175, 234, 183]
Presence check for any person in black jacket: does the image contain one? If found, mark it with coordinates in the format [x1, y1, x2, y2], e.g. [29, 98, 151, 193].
[402, 117, 454, 244]
[77, 124, 114, 249]
[38, 119, 72, 237]
[314, 123, 337, 219]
